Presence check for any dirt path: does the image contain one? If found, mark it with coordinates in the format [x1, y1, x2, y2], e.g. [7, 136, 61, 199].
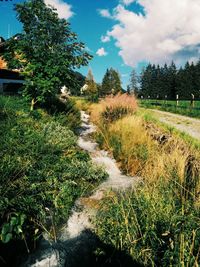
[148, 109, 200, 141]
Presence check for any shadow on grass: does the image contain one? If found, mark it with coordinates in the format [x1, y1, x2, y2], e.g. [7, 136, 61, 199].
[6, 229, 143, 267]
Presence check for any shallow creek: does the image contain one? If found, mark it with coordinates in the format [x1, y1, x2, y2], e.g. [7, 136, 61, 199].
[22, 111, 139, 267]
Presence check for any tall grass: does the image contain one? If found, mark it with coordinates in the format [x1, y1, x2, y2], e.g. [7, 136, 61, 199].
[90, 93, 137, 124]
[91, 97, 200, 266]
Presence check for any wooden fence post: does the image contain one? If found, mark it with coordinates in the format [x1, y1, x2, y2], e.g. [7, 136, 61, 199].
[176, 94, 179, 107]
[190, 94, 194, 108]
[165, 95, 167, 106]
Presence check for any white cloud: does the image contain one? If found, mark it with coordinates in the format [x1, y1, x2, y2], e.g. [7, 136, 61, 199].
[45, 0, 73, 19]
[99, 9, 112, 18]
[121, 0, 135, 6]
[104, 0, 200, 67]
[101, 35, 111, 43]
[96, 47, 108, 56]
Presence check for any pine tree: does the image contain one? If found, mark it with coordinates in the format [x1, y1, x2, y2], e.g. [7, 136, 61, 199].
[129, 69, 138, 95]
[101, 68, 122, 96]
[110, 68, 122, 94]
[101, 69, 110, 96]
[168, 61, 177, 99]
[85, 69, 97, 95]
[140, 64, 153, 97]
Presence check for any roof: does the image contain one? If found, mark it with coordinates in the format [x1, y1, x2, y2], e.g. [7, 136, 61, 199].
[0, 37, 5, 43]
[0, 69, 24, 80]
[0, 38, 5, 53]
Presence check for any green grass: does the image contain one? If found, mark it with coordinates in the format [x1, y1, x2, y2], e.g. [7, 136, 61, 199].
[96, 184, 200, 266]
[0, 95, 107, 264]
[139, 99, 200, 118]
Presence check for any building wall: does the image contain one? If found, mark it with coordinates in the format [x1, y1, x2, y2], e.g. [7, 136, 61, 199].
[0, 84, 3, 93]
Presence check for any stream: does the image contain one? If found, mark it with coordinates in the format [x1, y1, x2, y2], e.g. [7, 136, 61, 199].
[22, 111, 139, 267]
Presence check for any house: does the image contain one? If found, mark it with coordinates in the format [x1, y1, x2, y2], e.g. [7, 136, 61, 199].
[0, 69, 25, 94]
[0, 36, 25, 94]
[0, 37, 7, 69]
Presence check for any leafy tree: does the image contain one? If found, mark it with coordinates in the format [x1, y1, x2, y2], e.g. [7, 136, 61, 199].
[101, 68, 122, 96]
[1, 0, 91, 110]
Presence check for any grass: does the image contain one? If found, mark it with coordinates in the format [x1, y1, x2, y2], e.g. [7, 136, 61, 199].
[0, 95, 107, 265]
[140, 99, 200, 118]
[71, 96, 91, 111]
[89, 95, 200, 266]
[90, 93, 137, 124]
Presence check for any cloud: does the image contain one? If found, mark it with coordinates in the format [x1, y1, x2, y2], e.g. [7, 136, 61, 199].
[96, 47, 108, 56]
[98, 9, 112, 18]
[121, 0, 135, 6]
[103, 0, 200, 67]
[101, 35, 111, 43]
[45, 0, 73, 19]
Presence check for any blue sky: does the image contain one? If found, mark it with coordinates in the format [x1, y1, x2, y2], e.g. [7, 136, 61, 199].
[0, 0, 144, 88]
[1, 0, 200, 88]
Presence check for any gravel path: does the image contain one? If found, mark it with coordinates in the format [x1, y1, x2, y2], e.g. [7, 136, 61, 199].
[149, 109, 200, 141]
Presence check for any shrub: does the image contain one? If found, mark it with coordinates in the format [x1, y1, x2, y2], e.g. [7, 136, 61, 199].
[41, 96, 81, 131]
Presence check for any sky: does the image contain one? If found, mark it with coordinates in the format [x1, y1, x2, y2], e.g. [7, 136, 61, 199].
[1, 0, 200, 88]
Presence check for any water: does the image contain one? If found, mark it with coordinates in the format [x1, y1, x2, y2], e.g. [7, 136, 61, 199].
[23, 111, 139, 266]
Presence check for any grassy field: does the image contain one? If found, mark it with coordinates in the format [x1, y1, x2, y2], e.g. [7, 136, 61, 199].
[88, 94, 200, 266]
[139, 99, 200, 118]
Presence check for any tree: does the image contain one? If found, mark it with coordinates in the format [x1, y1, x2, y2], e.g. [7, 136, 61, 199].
[69, 71, 85, 96]
[85, 69, 97, 95]
[140, 64, 153, 97]
[101, 69, 110, 96]
[129, 69, 138, 95]
[1, 0, 91, 110]
[101, 68, 122, 96]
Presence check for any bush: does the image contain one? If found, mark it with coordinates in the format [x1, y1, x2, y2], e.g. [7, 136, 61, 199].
[41, 96, 81, 131]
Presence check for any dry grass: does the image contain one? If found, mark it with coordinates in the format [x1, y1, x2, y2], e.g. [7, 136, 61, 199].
[93, 112, 200, 199]
[90, 93, 137, 124]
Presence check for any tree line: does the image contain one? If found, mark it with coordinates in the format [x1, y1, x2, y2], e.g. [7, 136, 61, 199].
[79, 60, 200, 101]
[139, 61, 200, 100]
